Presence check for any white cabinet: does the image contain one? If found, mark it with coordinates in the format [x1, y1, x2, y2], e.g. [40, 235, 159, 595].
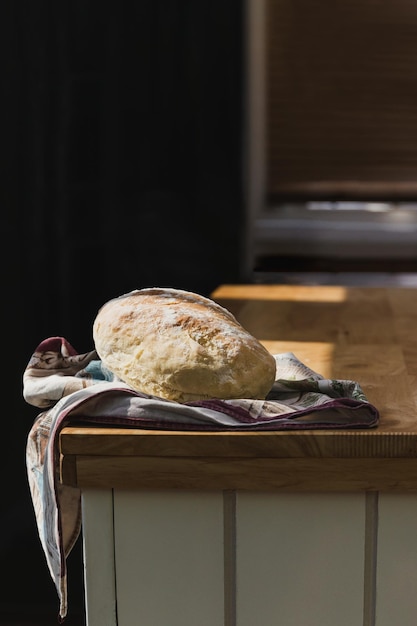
[81, 489, 417, 626]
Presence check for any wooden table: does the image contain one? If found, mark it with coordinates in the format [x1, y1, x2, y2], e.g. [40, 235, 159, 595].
[59, 284, 417, 626]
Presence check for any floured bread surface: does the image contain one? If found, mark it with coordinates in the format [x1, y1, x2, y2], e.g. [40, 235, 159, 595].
[93, 287, 276, 402]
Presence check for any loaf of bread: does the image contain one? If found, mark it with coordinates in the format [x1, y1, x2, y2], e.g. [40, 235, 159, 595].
[93, 287, 276, 403]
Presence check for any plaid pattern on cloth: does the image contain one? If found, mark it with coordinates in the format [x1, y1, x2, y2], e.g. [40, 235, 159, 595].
[24, 336, 379, 622]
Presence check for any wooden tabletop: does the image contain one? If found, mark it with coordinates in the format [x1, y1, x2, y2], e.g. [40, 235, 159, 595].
[59, 284, 417, 492]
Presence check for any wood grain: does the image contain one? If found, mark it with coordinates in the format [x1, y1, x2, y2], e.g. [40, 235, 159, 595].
[61, 455, 417, 492]
[59, 284, 417, 492]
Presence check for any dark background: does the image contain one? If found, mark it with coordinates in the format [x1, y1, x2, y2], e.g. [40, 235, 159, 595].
[4, 1, 244, 622]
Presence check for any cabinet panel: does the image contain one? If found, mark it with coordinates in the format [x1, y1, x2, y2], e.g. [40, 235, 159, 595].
[81, 489, 117, 626]
[113, 490, 225, 626]
[375, 494, 417, 626]
[236, 492, 366, 626]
